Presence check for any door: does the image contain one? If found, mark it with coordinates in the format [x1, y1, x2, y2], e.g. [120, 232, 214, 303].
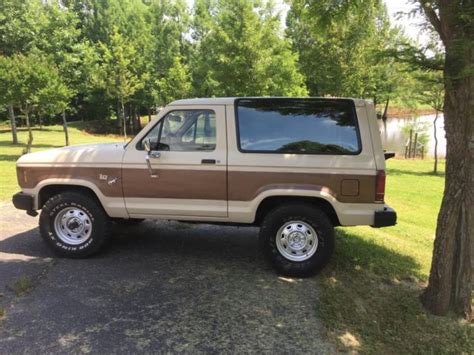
[122, 105, 227, 217]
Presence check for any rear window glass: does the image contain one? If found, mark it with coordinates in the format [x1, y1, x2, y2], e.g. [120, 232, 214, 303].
[236, 98, 361, 154]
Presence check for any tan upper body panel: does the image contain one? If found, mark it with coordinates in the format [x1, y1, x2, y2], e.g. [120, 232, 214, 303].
[16, 142, 125, 195]
[16, 142, 126, 167]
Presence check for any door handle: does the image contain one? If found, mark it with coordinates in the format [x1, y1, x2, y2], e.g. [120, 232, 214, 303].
[145, 155, 158, 178]
[201, 159, 216, 164]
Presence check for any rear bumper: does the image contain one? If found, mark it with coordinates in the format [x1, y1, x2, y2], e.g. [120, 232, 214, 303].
[372, 207, 397, 228]
[12, 192, 36, 214]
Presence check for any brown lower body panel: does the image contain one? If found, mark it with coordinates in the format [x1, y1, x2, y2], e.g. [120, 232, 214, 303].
[18, 166, 376, 203]
[228, 171, 376, 203]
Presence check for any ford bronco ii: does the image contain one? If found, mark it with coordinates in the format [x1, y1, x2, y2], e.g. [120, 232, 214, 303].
[13, 97, 396, 276]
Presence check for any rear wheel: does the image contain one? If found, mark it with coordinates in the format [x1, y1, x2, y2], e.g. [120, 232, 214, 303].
[39, 192, 110, 258]
[259, 204, 334, 277]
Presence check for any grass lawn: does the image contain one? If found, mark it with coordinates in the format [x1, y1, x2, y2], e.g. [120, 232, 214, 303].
[0, 125, 122, 201]
[0, 126, 472, 351]
[322, 159, 473, 353]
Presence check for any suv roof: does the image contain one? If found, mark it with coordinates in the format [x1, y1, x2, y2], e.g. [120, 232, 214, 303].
[169, 97, 368, 107]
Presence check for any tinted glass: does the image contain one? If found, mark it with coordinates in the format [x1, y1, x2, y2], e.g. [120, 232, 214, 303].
[140, 110, 216, 151]
[236, 99, 360, 154]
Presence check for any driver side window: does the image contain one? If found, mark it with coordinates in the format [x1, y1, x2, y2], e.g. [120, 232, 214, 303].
[140, 110, 216, 151]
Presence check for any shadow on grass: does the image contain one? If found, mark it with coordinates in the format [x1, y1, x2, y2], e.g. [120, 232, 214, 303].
[0, 140, 59, 149]
[0, 127, 61, 134]
[0, 155, 20, 162]
[318, 228, 472, 353]
[387, 168, 445, 178]
[333, 228, 422, 278]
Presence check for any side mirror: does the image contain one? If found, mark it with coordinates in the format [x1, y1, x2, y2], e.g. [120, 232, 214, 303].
[143, 138, 152, 153]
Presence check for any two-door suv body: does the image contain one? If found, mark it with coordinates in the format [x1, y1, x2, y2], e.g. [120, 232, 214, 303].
[13, 97, 396, 276]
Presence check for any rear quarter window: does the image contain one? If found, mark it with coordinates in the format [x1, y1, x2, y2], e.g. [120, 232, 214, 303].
[235, 98, 361, 155]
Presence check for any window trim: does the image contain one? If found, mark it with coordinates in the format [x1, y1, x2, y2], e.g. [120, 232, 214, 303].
[234, 98, 363, 156]
[136, 109, 217, 152]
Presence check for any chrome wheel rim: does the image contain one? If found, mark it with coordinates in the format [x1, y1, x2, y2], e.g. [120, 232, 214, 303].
[276, 221, 318, 262]
[53, 207, 92, 245]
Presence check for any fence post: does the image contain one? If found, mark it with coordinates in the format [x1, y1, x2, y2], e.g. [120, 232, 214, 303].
[413, 133, 418, 159]
[408, 129, 413, 158]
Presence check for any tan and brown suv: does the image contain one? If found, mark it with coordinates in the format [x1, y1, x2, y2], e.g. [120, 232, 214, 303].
[13, 97, 396, 276]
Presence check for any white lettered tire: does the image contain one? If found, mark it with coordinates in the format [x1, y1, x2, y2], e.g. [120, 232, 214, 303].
[259, 204, 335, 277]
[39, 192, 110, 258]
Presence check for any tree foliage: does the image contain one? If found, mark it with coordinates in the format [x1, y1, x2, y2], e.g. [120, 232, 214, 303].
[192, 0, 307, 96]
[0, 0, 449, 140]
[0, 53, 70, 151]
[287, 0, 408, 105]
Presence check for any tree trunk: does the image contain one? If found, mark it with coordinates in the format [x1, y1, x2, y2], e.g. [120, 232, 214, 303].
[24, 110, 33, 154]
[8, 104, 18, 145]
[433, 110, 439, 174]
[132, 105, 136, 133]
[62, 110, 70, 146]
[421, 17, 473, 319]
[148, 108, 152, 123]
[136, 109, 141, 131]
[120, 99, 127, 139]
[131, 105, 137, 134]
[116, 100, 122, 133]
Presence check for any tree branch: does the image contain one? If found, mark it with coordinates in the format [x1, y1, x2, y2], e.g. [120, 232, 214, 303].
[419, 1, 447, 44]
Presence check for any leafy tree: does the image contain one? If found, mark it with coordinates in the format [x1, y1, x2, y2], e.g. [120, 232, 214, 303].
[415, 0, 473, 320]
[0, 0, 47, 143]
[416, 70, 444, 173]
[192, 0, 307, 96]
[96, 27, 143, 138]
[64, 0, 151, 125]
[155, 57, 192, 106]
[0, 53, 69, 153]
[0, 0, 83, 144]
[392, 35, 445, 173]
[40, 2, 82, 145]
[0, 0, 47, 55]
[0, 56, 18, 143]
[286, 0, 402, 103]
[146, 0, 192, 108]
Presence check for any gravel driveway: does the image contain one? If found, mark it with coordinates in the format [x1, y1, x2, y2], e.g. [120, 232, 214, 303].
[0, 203, 333, 353]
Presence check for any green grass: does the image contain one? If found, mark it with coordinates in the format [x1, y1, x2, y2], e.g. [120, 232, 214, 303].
[320, 159, 473, 353]
[8, 276, 34, 297]
[0, 125, 122, 201]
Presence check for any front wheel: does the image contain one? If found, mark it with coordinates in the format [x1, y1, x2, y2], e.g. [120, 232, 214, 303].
[259, 204, 335, 277]
[39, 192, 110, 258]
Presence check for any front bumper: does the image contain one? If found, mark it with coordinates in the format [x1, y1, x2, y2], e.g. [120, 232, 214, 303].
[372, 207, 397, 228]
[12, 192, 37, 216]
